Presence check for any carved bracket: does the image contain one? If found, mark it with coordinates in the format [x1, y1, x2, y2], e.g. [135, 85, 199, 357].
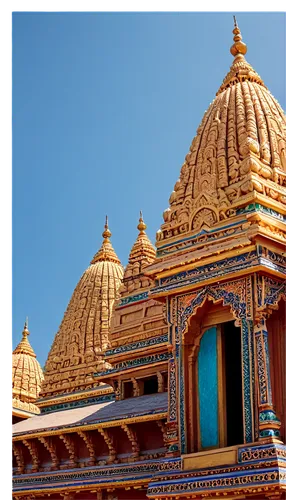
[59, 433, 77, 468]
[13, 442, 25, 475]
[121, 423, 140, 458]
[22, 439, 39, 473]
[255, 274, 286, 325]
[98, 428, 117, 464]
[38, 436, 59, 470]
[77, 430, 96, 465]
[156, 420, 168, 448]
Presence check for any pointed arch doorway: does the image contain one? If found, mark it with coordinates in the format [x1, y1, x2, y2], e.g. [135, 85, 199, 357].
[183, 299, 244, 454]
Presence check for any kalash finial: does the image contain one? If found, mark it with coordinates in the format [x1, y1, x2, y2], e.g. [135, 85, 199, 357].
[230, 16, 247, 58]
[137, 210, 147, 233]
[23, 317, 29, 338]
[102, 215, 112, 240]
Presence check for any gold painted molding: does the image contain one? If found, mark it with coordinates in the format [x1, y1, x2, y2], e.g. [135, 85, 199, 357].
[37, 386, 113, 408]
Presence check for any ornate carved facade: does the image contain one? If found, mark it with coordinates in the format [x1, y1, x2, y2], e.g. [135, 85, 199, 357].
[13, 19, 286, 500]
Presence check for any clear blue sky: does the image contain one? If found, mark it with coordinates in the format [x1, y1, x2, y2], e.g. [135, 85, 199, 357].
[12, 12, 286, 367]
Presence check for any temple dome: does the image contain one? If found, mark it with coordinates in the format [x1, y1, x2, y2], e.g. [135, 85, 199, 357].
[12, 321, 44, 414]
[41, 219, 124, 397]
[157, 21, 286, 245]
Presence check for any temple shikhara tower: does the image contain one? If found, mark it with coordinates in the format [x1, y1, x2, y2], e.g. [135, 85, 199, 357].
[12, 19, 286, 500]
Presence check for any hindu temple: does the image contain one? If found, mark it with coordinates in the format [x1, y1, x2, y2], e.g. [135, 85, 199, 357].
[12, 18, 286, 500]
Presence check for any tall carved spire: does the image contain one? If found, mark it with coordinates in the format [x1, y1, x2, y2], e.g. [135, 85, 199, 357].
[153, 17, 286, 253]
[90, 216, 121, 265]
[41, 218, 124, 398]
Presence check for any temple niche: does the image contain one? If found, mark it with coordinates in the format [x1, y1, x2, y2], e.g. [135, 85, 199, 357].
[13, 18, 286, 500]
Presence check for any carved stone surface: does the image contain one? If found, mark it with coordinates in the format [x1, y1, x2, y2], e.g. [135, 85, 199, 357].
[155, 25, 286, 248]
[119, 213, 156, 296]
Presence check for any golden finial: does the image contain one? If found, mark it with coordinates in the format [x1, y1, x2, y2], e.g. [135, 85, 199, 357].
[137, 210, 147, 233]
[102, 215, 111, 240]
[23, 317, 29, 338]
[230, 16, 247, 57]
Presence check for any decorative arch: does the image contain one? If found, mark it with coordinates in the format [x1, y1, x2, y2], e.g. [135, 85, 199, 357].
[178, 277, 252, 336]
[169, 277, 254, 453]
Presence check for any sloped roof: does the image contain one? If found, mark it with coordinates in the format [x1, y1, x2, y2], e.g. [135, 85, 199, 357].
[13, 392, 168, 436]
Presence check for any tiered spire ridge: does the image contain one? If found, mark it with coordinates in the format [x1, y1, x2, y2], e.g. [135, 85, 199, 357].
[13, 319, 36, 358]
[90, 217, 121, 265]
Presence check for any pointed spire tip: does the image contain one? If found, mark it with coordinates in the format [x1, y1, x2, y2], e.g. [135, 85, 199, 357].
[230, 15, 247, 58]
[137, 210, 147, 233]
[102, 215, 111, 240]
[23, 317, 29, 337]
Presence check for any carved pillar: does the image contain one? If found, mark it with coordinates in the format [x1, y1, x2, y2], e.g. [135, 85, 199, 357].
[165, 356, 179, 455]
[241, 318, 255, 443]
[157, 371, 164, 393]
[254, 316, 281, 438]
[112, 380, 121, 401]
[131, 378, 140, 397]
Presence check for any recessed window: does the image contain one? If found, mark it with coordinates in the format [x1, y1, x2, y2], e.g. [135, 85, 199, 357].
[143, 376, 158, 395]
[123, 381, 133, 399]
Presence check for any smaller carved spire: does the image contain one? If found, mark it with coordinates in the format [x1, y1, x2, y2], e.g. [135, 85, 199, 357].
[13, 319, 36, 358]
[123, 212, 156, 280]
[230, 16, 247, 57]
[137, 210, 147, 233]
[90, 217, 122, 265]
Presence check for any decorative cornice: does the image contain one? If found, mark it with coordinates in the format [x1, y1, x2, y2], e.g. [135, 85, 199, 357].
[94, 352, 172, 377]
[119, 291, 149, 307]
[37, 386, 113, 408]
[105, 334, 168, 358]
[150, 248, 286, 297]
[39, 393, 115, 414]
